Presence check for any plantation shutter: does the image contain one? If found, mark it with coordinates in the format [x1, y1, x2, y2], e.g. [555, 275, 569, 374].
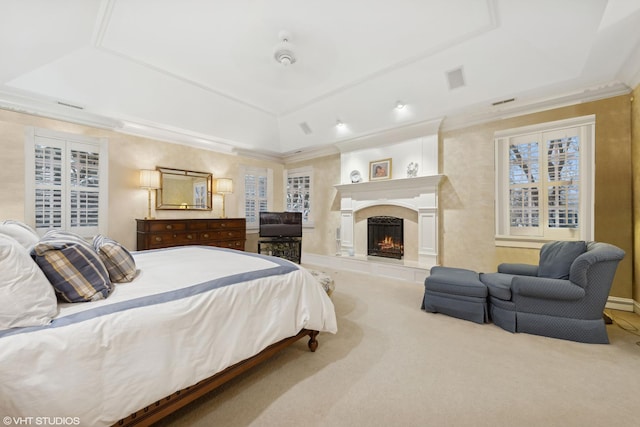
[28, 128, 107, 238]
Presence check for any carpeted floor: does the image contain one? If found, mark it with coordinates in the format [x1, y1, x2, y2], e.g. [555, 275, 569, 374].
[155, 266, 640, 427]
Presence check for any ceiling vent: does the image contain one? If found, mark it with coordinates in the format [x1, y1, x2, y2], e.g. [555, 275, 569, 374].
[299, 122, 312, 135]
[491, 98, 515, 106]
[446, 67, 466, 90]
[57, 101, 84, 110]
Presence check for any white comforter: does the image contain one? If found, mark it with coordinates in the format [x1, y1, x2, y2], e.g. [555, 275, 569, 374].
[0, 246, 337, 426]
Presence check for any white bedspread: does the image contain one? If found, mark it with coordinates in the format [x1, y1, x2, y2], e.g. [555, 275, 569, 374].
[0, 246, 337, 426]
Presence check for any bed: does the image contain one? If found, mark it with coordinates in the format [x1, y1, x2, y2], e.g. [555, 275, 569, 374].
[0, 244, 337, 426]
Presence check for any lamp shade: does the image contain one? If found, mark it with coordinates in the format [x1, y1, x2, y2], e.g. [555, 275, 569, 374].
[139, 169, 160, 189]
[216, 178, 233, 194]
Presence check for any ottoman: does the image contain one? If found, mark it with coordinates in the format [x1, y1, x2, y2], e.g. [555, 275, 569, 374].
[421, 266, 488, 324]
[309, 269, 335, 297]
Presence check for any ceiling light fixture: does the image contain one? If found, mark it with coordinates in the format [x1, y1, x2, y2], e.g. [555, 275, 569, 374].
[273, 30, 297, 66]
[336, 119, 345, 128]
[395, 101, 405, 110]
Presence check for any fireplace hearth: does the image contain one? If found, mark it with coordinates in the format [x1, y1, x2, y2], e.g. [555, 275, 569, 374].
[368, 216, 404, 260]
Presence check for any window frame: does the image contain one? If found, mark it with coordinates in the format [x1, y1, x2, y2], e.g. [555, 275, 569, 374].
[494, 116, 594, 248]
[240, 166, 273, 232]
[285, 166, 314, 228]
[25, 127, 109, 238]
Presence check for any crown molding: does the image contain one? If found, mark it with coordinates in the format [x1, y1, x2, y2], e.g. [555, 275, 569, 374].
[334, 117, 443, 153]
[117, 120, 240, 154]
[233, 148, 285, 162]
[441, 81, 632, 132]
[280, 144, 340, 164]
[0, 88, 122, 130]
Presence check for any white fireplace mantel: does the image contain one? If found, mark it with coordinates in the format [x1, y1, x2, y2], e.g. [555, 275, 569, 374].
[335, 175, 443, 200]
[334, 174, 444, 269]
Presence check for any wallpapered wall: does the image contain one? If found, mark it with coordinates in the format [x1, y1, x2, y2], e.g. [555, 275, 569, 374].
[0, 109, 284, 251]
[0, 92, 635, 301]
[440, 94, 633, 299]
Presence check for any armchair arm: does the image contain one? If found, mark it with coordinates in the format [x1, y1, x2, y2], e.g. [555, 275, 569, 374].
[497, 263, 538, 276]
[511, 276, 586, 301]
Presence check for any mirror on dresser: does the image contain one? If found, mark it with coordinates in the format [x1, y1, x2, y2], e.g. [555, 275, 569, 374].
[156, 167, 212, 210]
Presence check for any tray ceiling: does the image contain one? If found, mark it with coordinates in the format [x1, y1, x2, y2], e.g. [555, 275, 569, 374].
[1, 0, 639, 156]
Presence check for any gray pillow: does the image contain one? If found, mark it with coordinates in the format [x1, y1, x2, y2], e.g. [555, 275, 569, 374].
[31, 230, 112, 302]
[538, 241, 587, 280]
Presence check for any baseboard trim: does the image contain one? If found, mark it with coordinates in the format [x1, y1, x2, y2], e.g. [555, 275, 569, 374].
[605, 296, 634, 312]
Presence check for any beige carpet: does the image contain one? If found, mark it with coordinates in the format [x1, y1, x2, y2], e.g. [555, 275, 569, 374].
[156, 267, 640, 427]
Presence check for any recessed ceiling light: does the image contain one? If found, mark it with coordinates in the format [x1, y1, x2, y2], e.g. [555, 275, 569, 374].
[395, 101, 405, 110]
[336, 119, 345, 128]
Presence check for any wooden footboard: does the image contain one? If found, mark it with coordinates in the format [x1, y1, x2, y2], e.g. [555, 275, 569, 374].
[114, 329, 319, 427]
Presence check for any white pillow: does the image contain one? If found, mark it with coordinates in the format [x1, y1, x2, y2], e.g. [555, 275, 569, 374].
[0, 235, 58, 329]
[0, 220, 40, 250]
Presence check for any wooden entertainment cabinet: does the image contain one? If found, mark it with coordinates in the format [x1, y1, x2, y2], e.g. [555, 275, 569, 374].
[136, 218, 246, 251]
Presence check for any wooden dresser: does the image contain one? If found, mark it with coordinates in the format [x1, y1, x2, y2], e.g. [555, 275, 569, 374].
[136, 218, 246, 251]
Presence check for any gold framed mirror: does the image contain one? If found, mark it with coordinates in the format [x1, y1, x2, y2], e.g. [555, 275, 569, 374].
[156, 167, 212, 210]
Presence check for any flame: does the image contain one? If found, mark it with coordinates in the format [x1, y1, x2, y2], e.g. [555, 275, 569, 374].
[377, 236, 403, 251]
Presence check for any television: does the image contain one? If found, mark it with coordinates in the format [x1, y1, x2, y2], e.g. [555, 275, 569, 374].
[259, 211, 303, 238]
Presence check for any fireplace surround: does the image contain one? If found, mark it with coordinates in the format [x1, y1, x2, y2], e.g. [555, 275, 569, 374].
[335, 174, 443, 269]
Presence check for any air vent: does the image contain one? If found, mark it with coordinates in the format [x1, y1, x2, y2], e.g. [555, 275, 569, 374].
[299, 122, 312, 135]
[57, 101, 84, 110]
[446, 67, 466, 90]
[491, 98, 515, 106]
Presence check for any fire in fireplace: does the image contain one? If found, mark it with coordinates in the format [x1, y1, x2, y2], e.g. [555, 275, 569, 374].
[367, 216, 404, 259]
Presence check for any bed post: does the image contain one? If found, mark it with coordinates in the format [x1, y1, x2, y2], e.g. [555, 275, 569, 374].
[308, 330, 319, 352]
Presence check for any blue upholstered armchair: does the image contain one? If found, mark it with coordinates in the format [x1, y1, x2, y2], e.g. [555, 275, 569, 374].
[480, 241, 625, 344]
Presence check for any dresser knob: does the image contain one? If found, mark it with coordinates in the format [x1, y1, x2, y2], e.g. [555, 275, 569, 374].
[165, 224, 173, 230]
[187, 234, 193, 240]
[203, 233, 209, 238]
[155, 237, 162, 242]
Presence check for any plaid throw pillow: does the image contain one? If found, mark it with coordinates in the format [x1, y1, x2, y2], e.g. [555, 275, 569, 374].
[93, 235, 137, 283]
[31, 230, 112, 303]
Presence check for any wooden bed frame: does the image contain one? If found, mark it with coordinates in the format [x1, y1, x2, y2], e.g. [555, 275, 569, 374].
[114, 329, 319, 427]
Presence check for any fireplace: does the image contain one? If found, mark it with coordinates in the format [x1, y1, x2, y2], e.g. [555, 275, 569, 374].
[367, 216, 404, 260]
[335, 174, 442, 269]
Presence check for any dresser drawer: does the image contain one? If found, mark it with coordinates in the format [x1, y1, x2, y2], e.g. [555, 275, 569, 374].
[218, 229, 244, 240]
[198, 229, 243, 242]
[187, 221, 209, 231]
[217, 240, 245, 250]
[209, 219, 244, 230]
[198, 231, 217, 241]
[148, 222, 187, 232]
[147, 232, 196, 247]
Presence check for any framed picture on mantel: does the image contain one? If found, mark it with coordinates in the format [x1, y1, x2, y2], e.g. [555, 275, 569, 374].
[369, 158, 392, 181]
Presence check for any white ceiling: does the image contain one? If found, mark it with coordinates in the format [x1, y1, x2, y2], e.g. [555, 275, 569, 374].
[1, 0, 640, 158]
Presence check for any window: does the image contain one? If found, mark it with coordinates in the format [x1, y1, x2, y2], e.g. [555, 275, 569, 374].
[242, 166, 272, 229]
[286, 166, 313, 226]
[495, 116, 594, 246]
[25, 128, 108, 238]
